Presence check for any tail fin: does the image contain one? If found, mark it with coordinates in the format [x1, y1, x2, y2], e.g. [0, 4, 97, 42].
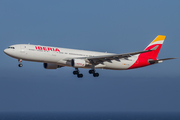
[144, 35, 166, 60]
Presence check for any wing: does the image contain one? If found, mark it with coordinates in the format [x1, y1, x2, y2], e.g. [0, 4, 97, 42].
[85, 45, 159, 64]
[64, 45, 159, 65]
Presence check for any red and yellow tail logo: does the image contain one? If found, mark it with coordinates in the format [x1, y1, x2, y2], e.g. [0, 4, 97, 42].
[144, 35, 166, 60]
[129, 35, 166, 69]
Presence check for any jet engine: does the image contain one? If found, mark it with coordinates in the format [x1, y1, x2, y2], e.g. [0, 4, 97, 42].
[43, 63, 61, 69]
[71, 59, 87, 67]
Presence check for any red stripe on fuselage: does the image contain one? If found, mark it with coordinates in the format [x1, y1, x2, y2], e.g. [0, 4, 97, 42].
[128, 44, 162, 69]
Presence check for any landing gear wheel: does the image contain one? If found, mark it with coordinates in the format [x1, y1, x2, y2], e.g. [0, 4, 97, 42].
[93, 73, 99, 77]
[73, 71, 79, 75]
[18, 64, 23, 67]
[89, 70, 95, 74]
[73, 68, 79, 75]
[77, 74, 83, 78]
[73, 68, 83, 78]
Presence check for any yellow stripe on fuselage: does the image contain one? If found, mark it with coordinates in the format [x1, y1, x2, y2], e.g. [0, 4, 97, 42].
[151, 35, 166, 44]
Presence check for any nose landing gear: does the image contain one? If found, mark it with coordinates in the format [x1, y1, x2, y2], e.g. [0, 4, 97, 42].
[18, 59, 23, 67]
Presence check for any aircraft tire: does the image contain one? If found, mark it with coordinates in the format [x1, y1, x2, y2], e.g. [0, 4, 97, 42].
[93, 73, 99, 77]
[18, 64, 23, 67]
[77, 74, 83, 78]
[89, 70, 94, 74]
[73, 71, 79, 75]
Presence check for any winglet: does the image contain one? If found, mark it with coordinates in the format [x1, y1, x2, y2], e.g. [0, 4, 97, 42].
[150, 45, 159, 51]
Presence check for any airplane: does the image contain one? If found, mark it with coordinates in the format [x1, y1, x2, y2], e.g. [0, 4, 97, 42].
[4, 35, 176, 78]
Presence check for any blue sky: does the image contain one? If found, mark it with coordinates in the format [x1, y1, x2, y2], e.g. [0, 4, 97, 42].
[0, 0, 180, 112]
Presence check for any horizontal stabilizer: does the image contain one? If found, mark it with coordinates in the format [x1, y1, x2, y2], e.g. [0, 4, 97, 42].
[156, 58, 177, 61]
[149, 58, 177, 64]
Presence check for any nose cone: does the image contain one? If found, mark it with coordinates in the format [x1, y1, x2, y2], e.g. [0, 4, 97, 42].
[4, 48, 16, 58]
[4, 49, 11, 56]
[4, 49, 7, 54]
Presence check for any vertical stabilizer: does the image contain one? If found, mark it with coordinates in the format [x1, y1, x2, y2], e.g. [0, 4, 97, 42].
[144, 35, 166, 60]
[129, 35, 166, 69]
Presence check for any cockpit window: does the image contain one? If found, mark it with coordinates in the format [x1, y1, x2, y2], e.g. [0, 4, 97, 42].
[8, 47, 15, 49]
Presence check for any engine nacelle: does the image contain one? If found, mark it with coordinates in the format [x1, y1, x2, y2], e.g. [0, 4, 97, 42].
[71, 59, 87, 67]
[43, 63, 61, 69]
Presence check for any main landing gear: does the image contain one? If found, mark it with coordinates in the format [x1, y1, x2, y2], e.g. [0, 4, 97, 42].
[73, 68, 83, 78]
[18, 59, 23, 67]
[89, 69, 99, 77]
[73, 68, 100, 78]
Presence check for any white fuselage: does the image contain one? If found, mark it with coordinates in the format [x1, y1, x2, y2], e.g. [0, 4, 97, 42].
[4, 44, 138, 70]
[4, 35, 173, 78]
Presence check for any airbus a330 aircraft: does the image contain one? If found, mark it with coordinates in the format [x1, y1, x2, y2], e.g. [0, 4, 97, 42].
[4, 35, 176, 78]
